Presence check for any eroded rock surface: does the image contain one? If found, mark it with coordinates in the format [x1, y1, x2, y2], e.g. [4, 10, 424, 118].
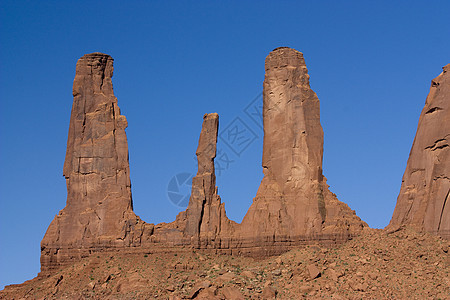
[238, 47, 365, 252]
[175, 113, 236, 248]
[388, 64, 450, 239]
[40, 49, 366, 273]
[40, 53, 152, 272]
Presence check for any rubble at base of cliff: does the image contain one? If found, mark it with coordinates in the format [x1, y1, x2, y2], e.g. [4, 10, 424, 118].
[2, 227, 449, 299]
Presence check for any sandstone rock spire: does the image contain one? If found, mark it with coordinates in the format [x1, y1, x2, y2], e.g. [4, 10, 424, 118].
[178, 113, 235, 247]
[239, 47, 365, 249]
[41, 53, 143, 271]
[388, 64, 450, 239]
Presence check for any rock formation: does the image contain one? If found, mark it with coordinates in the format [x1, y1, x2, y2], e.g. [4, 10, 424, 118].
[40, 48, 366, 272]
[175, 113, 236, 248]
[237, 47, 365, 253]
[388, 64, 450, 239]
[40, 53, 152, 272]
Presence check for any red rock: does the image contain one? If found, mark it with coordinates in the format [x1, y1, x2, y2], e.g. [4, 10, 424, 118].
[40, 53, 152, 272]
[195, 287, 219, 299]
[299, 285, 313, 294]
[187, 280, 211, 299]
[328, 269, 339, 282]
[388, 64, 450, 239]
[175, 113, 236, 248]
[40, 48, 367, 273]
[261, 286, 277, 299]
[238, 47, 366, 252]
[240, 270, 256, 279]
[220, 286, 245, 300]
[173, 48, 365, 254]
[307, 264, 321, 280]
[216, 272, 236, 283]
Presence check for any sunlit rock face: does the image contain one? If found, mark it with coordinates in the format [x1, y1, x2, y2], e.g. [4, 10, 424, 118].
[236, 47, 365, 254]
[175, 113, 236, 248]
[40, 48, 367, 272]
[40, 53, 151, 272]
[388, 64, 450, 240]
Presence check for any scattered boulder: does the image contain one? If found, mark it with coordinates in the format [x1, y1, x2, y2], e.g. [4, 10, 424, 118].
[216, 272, 236, 283]
[261, 286, 277, 299]
[240, 270, 256, 280]
[187, 280, 211, 299]
[220, 286, 245, 300]
[307, 264, 321, 280]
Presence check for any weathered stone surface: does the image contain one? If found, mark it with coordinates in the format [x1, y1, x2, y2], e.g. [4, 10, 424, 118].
[237, 47, 365, 251]
[170, 48, 365, 254]
[388, 64, 450, 239]
[40, 48, 366, 272]
[175, 113, 236, 248]
[307, 264, 321, 280]
[40, 53, 152, 272]
[221, 286, 245, 300]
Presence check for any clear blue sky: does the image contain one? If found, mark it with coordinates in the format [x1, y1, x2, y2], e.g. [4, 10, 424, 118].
[1, 0, 449, 289]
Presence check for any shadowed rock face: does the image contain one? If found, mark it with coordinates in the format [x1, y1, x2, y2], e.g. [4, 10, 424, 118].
[237, 47, 365, 251]
[40, 53, 152, 271]
[388, 64, 450, 239]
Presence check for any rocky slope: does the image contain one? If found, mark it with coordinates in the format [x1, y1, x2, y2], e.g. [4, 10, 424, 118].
[2, 227, 448, 299]
[388, 64, 450, 239]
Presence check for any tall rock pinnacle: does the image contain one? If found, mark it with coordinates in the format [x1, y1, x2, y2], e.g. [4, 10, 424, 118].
[41, 53, 142, 271]
[239, 47, 365, 249]
[179, 113, 235, 247]
[388, 64, 450, 239]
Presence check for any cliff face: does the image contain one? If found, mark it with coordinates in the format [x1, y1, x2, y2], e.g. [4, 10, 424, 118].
[388, 64, 450, 239]
[237, 48, 365, 252]
[40, 53, 152, 271]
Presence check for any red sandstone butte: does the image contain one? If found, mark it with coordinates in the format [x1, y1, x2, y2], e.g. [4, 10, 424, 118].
[388, 64, 450, 239]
